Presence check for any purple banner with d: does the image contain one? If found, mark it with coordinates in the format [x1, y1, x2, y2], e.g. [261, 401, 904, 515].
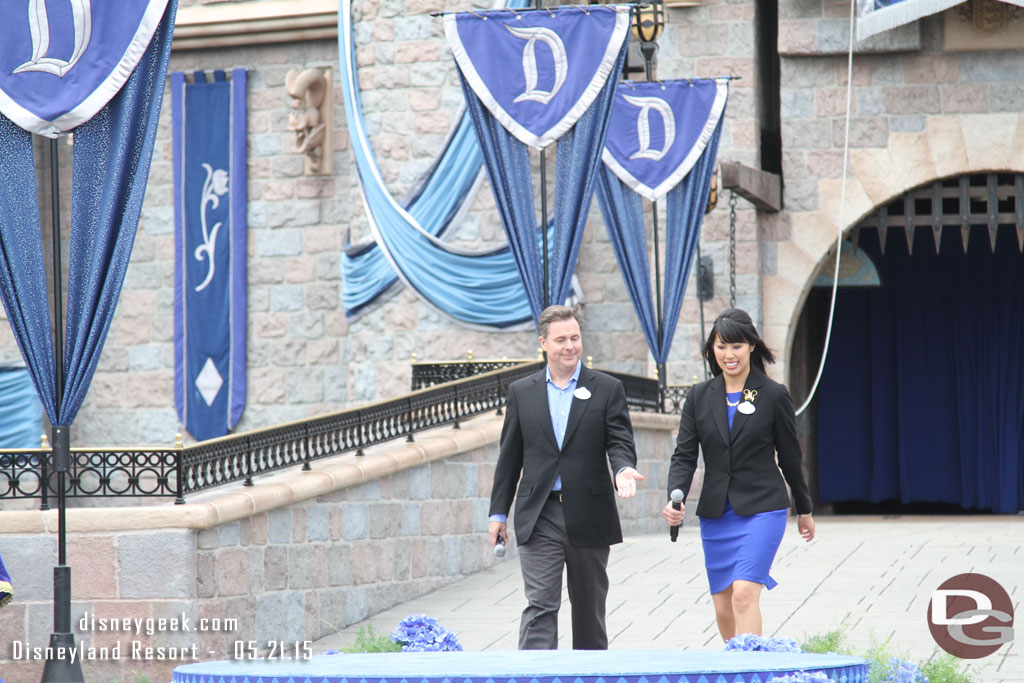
[602, 79, 727, 202]
[0, 0, 170, 137]
[172, 70, 248, 442]
[445, 5, 629, 149]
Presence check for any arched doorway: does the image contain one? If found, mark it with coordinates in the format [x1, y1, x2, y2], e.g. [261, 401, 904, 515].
[792, 172, 1024, 515]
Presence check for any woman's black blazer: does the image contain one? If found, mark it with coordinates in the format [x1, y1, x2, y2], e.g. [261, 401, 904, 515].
[667, 367, 813, 518]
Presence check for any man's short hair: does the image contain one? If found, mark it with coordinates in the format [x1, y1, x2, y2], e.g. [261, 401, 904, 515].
[538, 305, 584, 339]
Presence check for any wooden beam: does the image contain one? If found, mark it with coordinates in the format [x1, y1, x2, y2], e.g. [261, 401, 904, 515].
[719, 161, 782, 213]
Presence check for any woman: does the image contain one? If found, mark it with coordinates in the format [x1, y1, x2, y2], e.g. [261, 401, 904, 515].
[662, 308, 814, 641]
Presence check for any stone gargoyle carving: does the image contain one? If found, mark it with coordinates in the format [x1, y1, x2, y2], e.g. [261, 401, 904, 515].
[286, 67, 333, 175]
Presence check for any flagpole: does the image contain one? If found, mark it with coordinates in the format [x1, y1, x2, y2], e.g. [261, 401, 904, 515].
[536, 0, 549, 310]
[41, 137, 84, 683]
[635, 0, 666, 391]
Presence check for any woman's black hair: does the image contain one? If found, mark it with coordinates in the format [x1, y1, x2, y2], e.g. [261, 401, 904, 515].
[701, 308, 776, 376]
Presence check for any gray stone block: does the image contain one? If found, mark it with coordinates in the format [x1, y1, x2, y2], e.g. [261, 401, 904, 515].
[327, 544, 352, 586]
[0, 536, 56, 601]
[989, 84, 1024, 112]
[288, 546, 314, 589]
[402, 503, 421, 536]
[219, 522, 241, 547]
[289, 312, 326, 340]
[319, 588, 348, 633]
[781, 57, 836, 88]
[460, 536, 482, 575]
[264, 545, 288, 590]
[306, 507, 330, 542]
[443, 536, 461, 575]
[268, 508, 292, 544]
[343, 503, 369, 540]
[818, 19, 920, 54]
[346, 587, 368, 625]
[286, 367, 325, 404]
[129, 345, 165, 371]
[352, 363, 377, 402]
[855, 87, 883, 116]
[889, 115, 926, 133]
[256, 591, 306, 643]
[962, 51, 1024, 83]
[198, 528, 220, 550]
[368, 502, 401, 539]
[118, 530, 196, 599]
[248, 547, 265, 593]
[473, 499, 491, 533]
[258, 231, 304, 259]
[323, 366, 348, 404]
[781, 88, 814, 119]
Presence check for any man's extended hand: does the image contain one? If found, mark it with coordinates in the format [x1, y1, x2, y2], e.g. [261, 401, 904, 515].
[615, 467, 644, 498]
[489, 520, 507, 546]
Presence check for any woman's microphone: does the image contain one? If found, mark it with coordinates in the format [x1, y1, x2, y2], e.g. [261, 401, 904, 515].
[670, 489, 684, 542]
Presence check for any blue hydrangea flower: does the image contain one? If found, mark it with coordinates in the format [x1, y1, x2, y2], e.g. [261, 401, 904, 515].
[876, 657, 928, 683]
[325, 649, 341, 655]
[767, 672, 833, 683]
[391, 614, 463, 652]
[725, 633, 803, 653]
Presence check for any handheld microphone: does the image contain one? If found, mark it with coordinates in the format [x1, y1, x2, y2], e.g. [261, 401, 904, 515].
[670, 489, 684, 542]
[494, 531, 506, 558]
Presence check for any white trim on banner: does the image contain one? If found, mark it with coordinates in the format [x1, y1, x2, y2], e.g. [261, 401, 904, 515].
[444, 6, 630, 150]
[601, 79, 729, 202]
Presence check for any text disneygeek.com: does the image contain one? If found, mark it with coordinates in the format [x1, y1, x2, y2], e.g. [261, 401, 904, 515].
[9, 612, 311, 663]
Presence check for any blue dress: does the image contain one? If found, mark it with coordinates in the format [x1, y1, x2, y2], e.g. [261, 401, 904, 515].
[698, 391, 787, 594]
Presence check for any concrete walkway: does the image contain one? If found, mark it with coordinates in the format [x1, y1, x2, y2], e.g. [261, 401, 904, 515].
[314, 516, 1024, 682]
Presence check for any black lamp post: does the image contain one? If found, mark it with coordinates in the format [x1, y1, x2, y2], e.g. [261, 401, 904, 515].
[40, 138, 85, 683]
[632, 1, 666, 389]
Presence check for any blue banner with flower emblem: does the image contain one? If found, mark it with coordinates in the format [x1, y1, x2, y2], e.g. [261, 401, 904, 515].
[445, 5, 630, 149]
[0, 0, 170, 137]
[602, 79, 727, 202]
[172, 69, 248, 441]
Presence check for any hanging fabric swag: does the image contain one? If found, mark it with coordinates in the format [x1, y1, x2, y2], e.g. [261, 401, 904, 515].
[596, 79, 727, 365]
[0, 0, 176, 427]
[171, 70, 248, 441]
[446, 5, 630, 322]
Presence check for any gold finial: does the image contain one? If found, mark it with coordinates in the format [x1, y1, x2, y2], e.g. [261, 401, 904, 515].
[41, 433, 49, 449]
[467, 350, 474, 362]
[654, 367, 660, 380]
[412, 353, 418, 363]
[586, 355, 593, 369]
[537, 347, 544, 360]
[693, 374, 699, 383]
[502, 355, 508, 361]
[175, 433, 184, 449]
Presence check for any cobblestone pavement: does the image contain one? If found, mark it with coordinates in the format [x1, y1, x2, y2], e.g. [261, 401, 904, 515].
[314, 516, 1024, 682]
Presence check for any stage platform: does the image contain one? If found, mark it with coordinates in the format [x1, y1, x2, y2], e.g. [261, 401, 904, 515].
[173, 649, 868, 683]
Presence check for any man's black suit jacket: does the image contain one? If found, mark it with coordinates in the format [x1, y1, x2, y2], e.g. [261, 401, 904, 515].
[489, 366, 637, 547]
[667, 367, 813, 518]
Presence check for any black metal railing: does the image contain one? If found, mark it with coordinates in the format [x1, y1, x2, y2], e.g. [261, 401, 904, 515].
[0, 361, 695, 506]
[411, 358, 534, 390]
[0, 362, 545, 505]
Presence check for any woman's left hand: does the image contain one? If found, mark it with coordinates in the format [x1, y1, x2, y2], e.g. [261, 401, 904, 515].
[797, 514, 815, 542]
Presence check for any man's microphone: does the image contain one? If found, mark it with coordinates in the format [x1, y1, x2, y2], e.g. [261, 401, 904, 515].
[669, 489, 684, 542]
[494, 531, 507, 558]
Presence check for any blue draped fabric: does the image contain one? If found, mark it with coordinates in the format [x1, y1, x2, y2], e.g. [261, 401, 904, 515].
[0, 366, 44, 448]
[171, 69, 248, 441]
[458, 30, 629, 322]
[339, 0, 534, 323]
[595, 103, 725, 364]
[0, 2, 176, 426]
[339, 0, 552, 328]
[817, 226, 1024, 514]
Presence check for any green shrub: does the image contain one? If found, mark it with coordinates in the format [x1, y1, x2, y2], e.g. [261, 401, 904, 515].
[341, 625, 403, 653]
[919, 652, 977, 683]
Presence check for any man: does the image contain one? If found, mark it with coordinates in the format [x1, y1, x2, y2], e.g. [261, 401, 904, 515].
[488, 304, 643, 650]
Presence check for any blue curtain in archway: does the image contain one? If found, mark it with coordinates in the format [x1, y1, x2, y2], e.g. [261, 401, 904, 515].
[817, 225, 1024, 513]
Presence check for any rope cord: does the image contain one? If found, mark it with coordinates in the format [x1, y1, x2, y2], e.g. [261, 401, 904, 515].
[728, 191, 737, 308]
[794, 0, 855, 416]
